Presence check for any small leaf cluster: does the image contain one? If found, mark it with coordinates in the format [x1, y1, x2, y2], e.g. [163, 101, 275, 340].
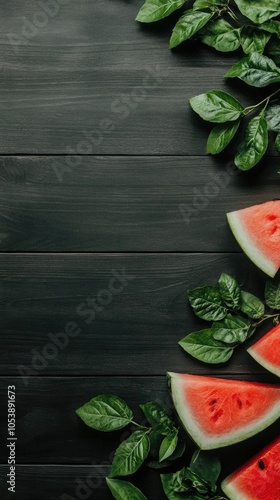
[136, 0, 280, 170]
[161, 449, 226, 499]
[179, 273, 280, 364]
[76, 396, 190, 498]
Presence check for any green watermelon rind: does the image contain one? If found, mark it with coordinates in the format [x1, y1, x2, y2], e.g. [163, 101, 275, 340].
[247, 323, 280, 378]
[168, 372, 280, 450]
[226, 210, 278, 278]
[221, 437, 280, 500]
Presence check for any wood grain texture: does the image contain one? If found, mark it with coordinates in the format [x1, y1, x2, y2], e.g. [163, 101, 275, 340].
[0, 156, 279, 251]
[0, 252, 274, 376]
[0, 465, 167, 500]
[0, 376, 277, 466]
[0, 0, 276, 154]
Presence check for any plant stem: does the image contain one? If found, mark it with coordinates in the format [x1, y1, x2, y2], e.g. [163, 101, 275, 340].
[252, 313, 280, 328]
[131, 421, 151, 430]
[244, 88, 280, 115]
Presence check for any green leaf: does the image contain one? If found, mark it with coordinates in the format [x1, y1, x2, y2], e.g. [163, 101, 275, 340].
[161, 468, 189, 499]
[276, 132, 280, 152]
[183, 468, 209, 494]
[136, 0, 186, 23]
[240, 26, 271, 54]
[234, 115, 268, 170]
[261, 20, 280, 36]
[190, 450, 221, 493]
[240, 291, 265, 319]
[190, 90, 244, 123]
[201, 19, 241, 52]
[265, 280, 280, 309]
[140, 401, 174, 434]
[179, 329, 233, 363]
[147, 429, 186, 468]
[264, 104, 280, 132]
[218, 273, 242, 310]
[76, 395, 133, 432]
[226, 52, 280, 87]
[212, 313, 251, 343]
[207, 120, 240, 154]
[193, 0, 227, 10]
[188, 285, 228, 320]
[110, 430, 150, 477]
[169, 9, 213, 48]
[266, 37, 280, 65]
[106, 478, 148, 500]
[159, 430, 178, 461]
[234, 0, 280, 24]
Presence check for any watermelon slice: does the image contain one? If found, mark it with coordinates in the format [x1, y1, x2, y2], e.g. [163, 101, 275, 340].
[168, 372, 280, 449]
[247, 323, 280, 378]
[227, 200, 280, 278]
[222, 436, 280, 500]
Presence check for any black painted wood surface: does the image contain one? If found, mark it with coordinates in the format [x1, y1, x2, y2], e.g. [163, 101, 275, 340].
[0, 0, 279, 499]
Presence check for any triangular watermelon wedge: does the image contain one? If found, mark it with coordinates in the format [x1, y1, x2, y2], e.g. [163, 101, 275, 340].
[227, 200, 280, 278]
[222, 436, 280, 500]
[168, 372, 280, 449]
[247, 323, 280, 378]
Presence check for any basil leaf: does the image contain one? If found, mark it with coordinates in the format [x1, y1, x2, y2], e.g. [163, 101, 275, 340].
[212, 313, 251, 343]
[147, 429, 186, 468]
[76, 395, 133, 432]
[218, 273, 242, 310]
[188, 285, 228, 320]
[106, 478, 148, 500]
[201, 19, 241, 52]
[234, 115, 268, 171]
[159, 430, 178, 462]
[184, 468, 209, 493]
[234, 0, 280, 24]
[161, 468, 189, 498]
[179, 329, 233, 363]
[136, 0, 186, 23]
[207, 120, 240, 154]
[240, 26, 271, 54]
[261, 20, 280, 36]
[226, 52, 280, 87]
[140, 401, 174, 434]
[264, 104, 280, 131]
[110, 430, 150, 477]
[169, 10, 213, 49]
[276, 132, 280, 152]
[190, 450, 221, 493]
[193, 0, 227, 10]
[240, 290, 265, 319]
[266, 37, 280, 65]
[265, 280, 280, 309]
[190, 90, 244, 123]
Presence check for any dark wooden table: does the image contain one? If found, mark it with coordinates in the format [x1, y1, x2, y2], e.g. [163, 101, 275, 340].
[0, 1, 279, 498]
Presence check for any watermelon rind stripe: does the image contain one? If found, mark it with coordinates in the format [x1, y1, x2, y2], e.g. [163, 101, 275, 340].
[227, 211, 277, 278]
[168, 372, 280, 450]
[222, 479, 250, 500]
[247, 346, 280, 378]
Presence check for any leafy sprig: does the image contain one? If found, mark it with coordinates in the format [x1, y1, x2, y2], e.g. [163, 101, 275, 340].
[136, 0, 280, 170]
[76, 395, 226, 499]
[179, 273, 280, 364]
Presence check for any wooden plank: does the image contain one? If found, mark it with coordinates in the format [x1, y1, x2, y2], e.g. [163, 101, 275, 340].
[0, 156, 278, 252]
[0, 1, 273, 154]
[0, 465, 167, 500]
[0, 376, 277, 466]
[0, 252, 274, 376]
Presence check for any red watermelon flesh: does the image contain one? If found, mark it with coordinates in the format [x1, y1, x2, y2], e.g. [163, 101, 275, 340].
[168, 372, 280, 449]
[227, 200, 280, 278]
[248, 323, 280, 378]
[222, 436, 280, 500]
